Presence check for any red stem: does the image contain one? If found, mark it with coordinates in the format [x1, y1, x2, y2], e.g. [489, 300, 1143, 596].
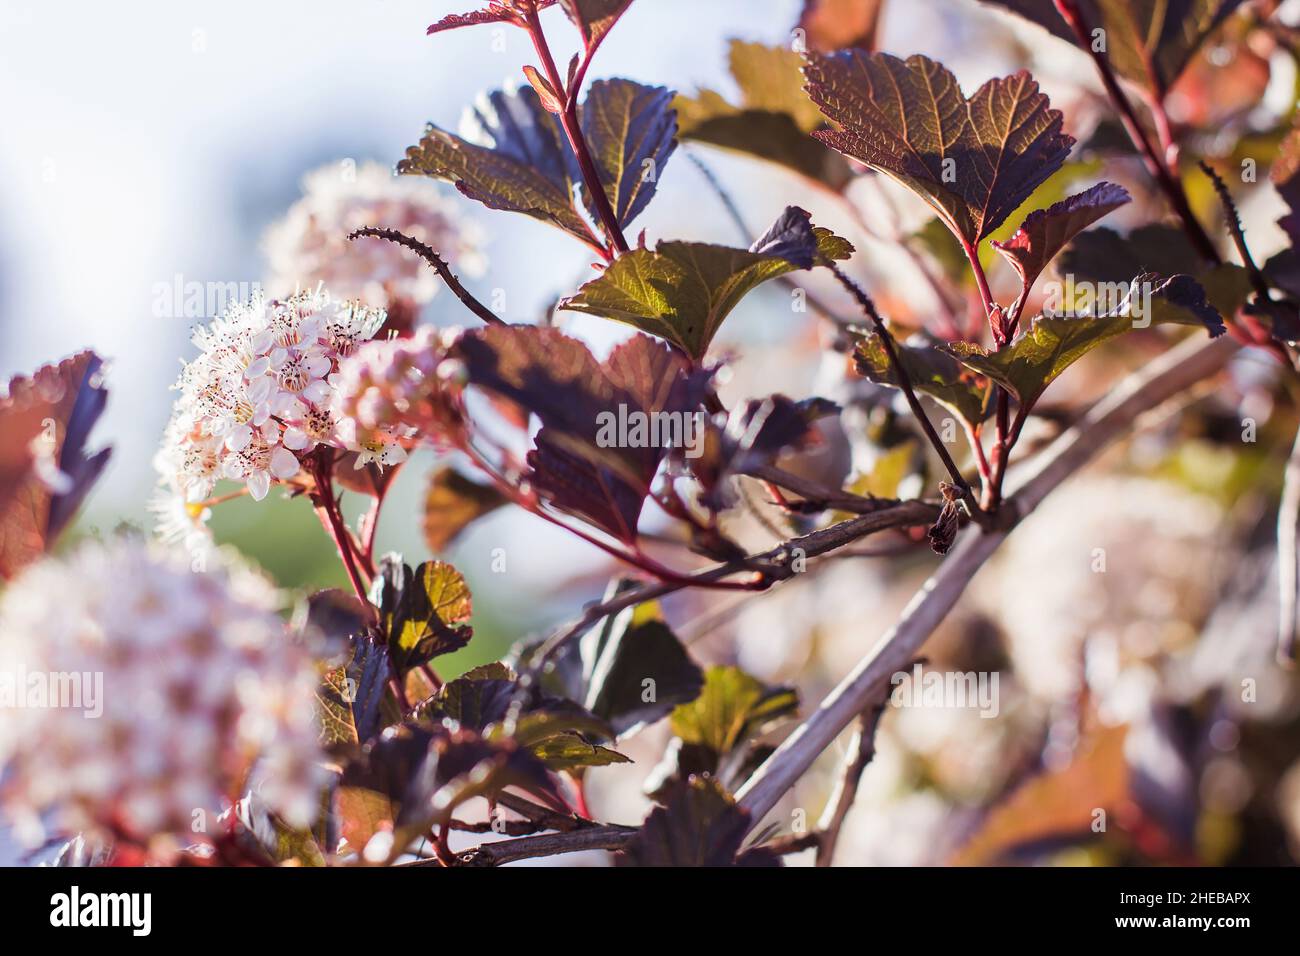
[1053, 0, 1219, 264]
[311, 454, 374, 614]
[524, 8, 629, 256]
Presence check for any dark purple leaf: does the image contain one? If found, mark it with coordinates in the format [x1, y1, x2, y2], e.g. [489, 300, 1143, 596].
[619, 775, 773, 867]
[453, 326, 710, 543]
[993, 181, 1131, 297]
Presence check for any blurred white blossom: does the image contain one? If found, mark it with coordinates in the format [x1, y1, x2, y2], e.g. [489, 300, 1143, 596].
[264, 160, 485, 306]
[0, 538, 324, 851]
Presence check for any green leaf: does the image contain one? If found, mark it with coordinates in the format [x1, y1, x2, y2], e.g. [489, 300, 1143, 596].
[675, 41, 853, 189]
[853, 441, 917, 499]
[943, 274, 1227, 409]
[372, 557, 473, 674]
[670, 665, 798, 756]
[398, 85, 595, 244]
[853, 332, 993, 429]
[618, 776, 775, 867]
[993, 182, 1131, 297]
[726, 41, 827, 132]
[317, 636, 392, 749]
[804, 51, 1074, 247]
[240, 793, 327, 867]
[422, 467, 508, 553]
[981, 0, 1245, 102]
[580, 78, 677, 229]
[560, 205, 851, 358]
[531, 734, 631, 771]
[579, 584, 704, 737]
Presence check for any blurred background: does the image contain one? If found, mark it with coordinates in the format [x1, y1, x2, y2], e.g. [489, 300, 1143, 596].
[4, 0, 1300, 865]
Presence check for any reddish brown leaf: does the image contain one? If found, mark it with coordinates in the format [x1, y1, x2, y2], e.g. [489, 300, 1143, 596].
[0, 351, 110, 580]
[797, 0, 884, 52]
[804, 51, 1074, 247]
[993, 182, 1131, 297]
[452, 326, 710, 543]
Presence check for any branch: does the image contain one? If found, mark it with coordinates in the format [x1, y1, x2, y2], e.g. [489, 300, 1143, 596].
[735, 332, 1241, 827]
[402, 825, 636, 867]
[347, 227, 503, 325]
[745, 462, 900, 514]
[1199, 160, 1270, 299]
[518, 497, 943, 689]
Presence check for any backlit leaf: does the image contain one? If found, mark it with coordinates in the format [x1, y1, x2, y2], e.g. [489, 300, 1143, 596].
[531, 734, 631, 771]
[670, 665, 798, 756]
[428, 1, 558, 34]
[559, 0, 633, 50]
[804, 51, 1074, 247]
[580, 78, 677, 228]
[560, 205, 851, 358]
[943, 273, 1226, 409]
[0, 351, 111, 580]
[453, 326, 711, 542]
[993, 182, 1131, 297]
[981, 0, 1245, 102]
[422, 466, 508, 553]
[371, 557, 473, 673]
[854, 332, 993, 429]
[399, 85, 595, 244]
[675, 41, 853, 189]
[317, 635, 392, 749]
[950, 724, 1129, 865]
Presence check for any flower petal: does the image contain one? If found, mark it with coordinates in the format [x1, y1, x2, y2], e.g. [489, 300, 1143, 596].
[225, 424, 253, 452]
[269, 447, 301, 481]
[247, 471, 271, 501]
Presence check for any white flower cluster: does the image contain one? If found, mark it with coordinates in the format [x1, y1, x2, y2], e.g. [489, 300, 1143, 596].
[152, 288, 404, 554]
[0, 538, 324, 849]
[264, 160, 486, 306]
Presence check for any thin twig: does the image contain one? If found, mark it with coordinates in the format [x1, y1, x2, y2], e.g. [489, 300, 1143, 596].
[347, 227, 503, 325]
[829, 264, 980, 517]
[518, 497, 943, 690]
[815, 702, 888, 866]
[735, 332, 1241, 827]
[746, 462, 898, 514]
[1199, 160, 1271, 299]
